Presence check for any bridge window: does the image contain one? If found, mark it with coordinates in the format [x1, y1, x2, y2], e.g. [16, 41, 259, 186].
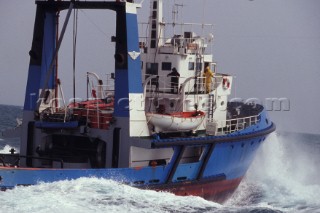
[162, 62, 172, 71]
[146, 63, 158, 75]
[152, 11, 157, 19]
[153, 1, 157, 9]
[152, 20, 156, 29]
[188, 62, 195, 71]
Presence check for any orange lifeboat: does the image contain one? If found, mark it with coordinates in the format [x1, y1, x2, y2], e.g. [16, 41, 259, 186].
[68, 98, 114, 129]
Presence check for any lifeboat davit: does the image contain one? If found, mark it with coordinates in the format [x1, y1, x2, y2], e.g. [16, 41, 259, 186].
[146, 111, 205, 132]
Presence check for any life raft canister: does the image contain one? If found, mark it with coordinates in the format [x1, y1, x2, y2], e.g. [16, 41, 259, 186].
[222, 77, 230, 89]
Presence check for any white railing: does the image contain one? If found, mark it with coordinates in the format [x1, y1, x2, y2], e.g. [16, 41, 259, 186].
[87, 73, 115, 100]
[207, 114, 261, 136]
[143, 74, 209, 96]
[139, 22, 213, 54]
[180, 76, 206, 95]
[143, 74, 180, 94]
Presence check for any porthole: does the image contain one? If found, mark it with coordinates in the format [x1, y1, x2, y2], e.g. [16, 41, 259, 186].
[134, 180, 145, 185]
[114, 53, 124, 65]
[149, 179, 160, 183]
[177, 177, 187, 181]
[221, 101, 225, 106]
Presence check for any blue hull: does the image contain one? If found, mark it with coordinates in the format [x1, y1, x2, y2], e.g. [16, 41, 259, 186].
[0, 121, 274, 202]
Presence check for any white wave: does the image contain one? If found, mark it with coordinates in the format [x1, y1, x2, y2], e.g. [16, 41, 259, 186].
[0, 178, 222, 213]
[227, 132, 320, 212]
[1, 132, 319, 212]
[0, 144, 19, 154]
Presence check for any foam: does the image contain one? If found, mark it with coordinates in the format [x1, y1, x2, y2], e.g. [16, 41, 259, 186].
[226, 132, 320, 212]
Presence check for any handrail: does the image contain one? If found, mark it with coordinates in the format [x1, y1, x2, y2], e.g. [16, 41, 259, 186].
[143, 74, 208, 95]
[138, 21, 213, 42]
[143, 75, 159, 95]
[152, 123, 276, 148]
[207, 114, 261, 135]
[0, 154, 64, 168]
[180, 76, 206, 95]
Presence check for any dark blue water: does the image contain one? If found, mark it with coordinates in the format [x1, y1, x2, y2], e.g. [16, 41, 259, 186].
[0, 104, 319, 213]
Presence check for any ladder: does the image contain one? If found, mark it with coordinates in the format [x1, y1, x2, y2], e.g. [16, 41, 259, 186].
[206, 94, 217, 135]
[207, 94, 215, 122]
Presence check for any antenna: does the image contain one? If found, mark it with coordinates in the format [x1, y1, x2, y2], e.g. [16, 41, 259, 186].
[172, 3, 184, 23]
[171, 0, 184, 33]
[202, 0, 206, 26]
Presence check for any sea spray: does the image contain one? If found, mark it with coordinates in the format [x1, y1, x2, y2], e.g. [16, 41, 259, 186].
[0, 144, 19, 154]
[227, 132, 320, 212]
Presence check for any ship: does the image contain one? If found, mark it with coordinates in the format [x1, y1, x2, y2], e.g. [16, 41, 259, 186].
[0, 0, 275, 203]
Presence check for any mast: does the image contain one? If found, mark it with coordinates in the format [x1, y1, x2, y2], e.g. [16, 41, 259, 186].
[147, 0, 164, 53]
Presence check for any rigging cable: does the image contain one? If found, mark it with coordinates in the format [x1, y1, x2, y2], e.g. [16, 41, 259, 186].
[79, 9, 108, 37]
[36, 3, 74, 112]
[55, 9, 60, 109]
[73, 8, 79, 106]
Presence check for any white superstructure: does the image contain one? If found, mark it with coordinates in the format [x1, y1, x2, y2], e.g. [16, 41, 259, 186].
[140, 0, 233, 134]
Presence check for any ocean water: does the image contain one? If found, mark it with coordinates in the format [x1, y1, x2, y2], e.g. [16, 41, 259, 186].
[0, 104, 319, 213]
